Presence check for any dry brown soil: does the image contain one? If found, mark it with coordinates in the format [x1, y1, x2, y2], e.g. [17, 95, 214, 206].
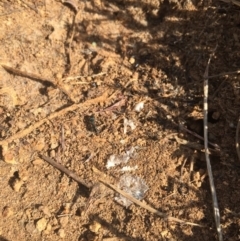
[1, 0, 240, 240]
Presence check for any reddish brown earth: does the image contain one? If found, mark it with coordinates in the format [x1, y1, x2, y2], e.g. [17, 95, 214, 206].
[0, 0, 240, 240]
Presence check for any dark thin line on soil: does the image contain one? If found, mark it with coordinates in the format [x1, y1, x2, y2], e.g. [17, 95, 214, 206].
[39, 154, 92, 189]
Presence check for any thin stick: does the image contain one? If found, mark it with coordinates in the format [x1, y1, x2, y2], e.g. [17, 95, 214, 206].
[1, 64, 76, 103]
[179, 124, 220, 150]
[38, 155, 203, 226]
[173, 135, 220, 155]
[236, 116, 240, 161]
[1, 64, 55, 85]
[92, 167, 204, 227]
[39, 154, 91, 189]
[0, 90, 110, 146]
[98, 177, 203, 227]
[203, 47, 223, 241]
[207, 70, 240, 79]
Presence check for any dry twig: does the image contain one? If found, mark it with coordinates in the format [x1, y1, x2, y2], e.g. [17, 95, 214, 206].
[1, 64, 76, 103]
[173, 135, 220, 155]
[99, 178, 203, 226]
[37, 154, 204, 227]
[0, 90, 110, 146]
[39, 154, 91, 189]
[93, 167, 204, 227]
[207, 70, 240, 79]
[203, 47, 223, 241]
[179, 124, 220, 150]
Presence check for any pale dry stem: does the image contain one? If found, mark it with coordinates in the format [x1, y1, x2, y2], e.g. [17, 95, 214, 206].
[203, 47, 223, 241]
[236, 116, 240, 161]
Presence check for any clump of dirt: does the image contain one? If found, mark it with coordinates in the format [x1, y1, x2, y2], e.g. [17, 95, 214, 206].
[0, 0, 240, 240]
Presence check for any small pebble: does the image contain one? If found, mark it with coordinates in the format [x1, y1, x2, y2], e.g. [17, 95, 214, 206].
[129, 56, 135, 64]
[12, 179, 24, 192]
[36, 218, 48, 232]
[89, 221, 101, 233]
[58, 229, 65, 238]
[2, 206, 14, 218]
[134, 101, 144, 112]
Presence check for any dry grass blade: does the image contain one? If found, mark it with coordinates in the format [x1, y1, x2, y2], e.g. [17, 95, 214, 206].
[203, 47, 223, 241]
[207, 70, 240, 79]
[236, 116, 240, 161]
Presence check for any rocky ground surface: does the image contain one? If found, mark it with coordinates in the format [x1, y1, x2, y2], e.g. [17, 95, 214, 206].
[0, 0, 240, 240]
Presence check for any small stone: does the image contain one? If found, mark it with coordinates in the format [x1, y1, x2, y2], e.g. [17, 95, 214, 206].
[62, 203, 71, 214]
[19, 170, 29, 181]
[129, 56, 135, 64]
[2, 206, 14, 218]
[12, 179, 24, 192]
[43, 223, 52, 235]
[32, 139, 46, 151]
[3, 151, 18, 164]
[89, 221, 101, 233]
[41, 206, 51, 217]
[59, 216, 69, 227]
[50, 149, 55, 158]
[32, 158, 45, 166]
[134, 101, 144, 112]
[56, 73, 62, 79]
[25, 221, 36, 233]
[50, 137, 58, 149]
[58, 229, 65, 238]
[161, 230, 168, 237]
[36, 218, 48, 232]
